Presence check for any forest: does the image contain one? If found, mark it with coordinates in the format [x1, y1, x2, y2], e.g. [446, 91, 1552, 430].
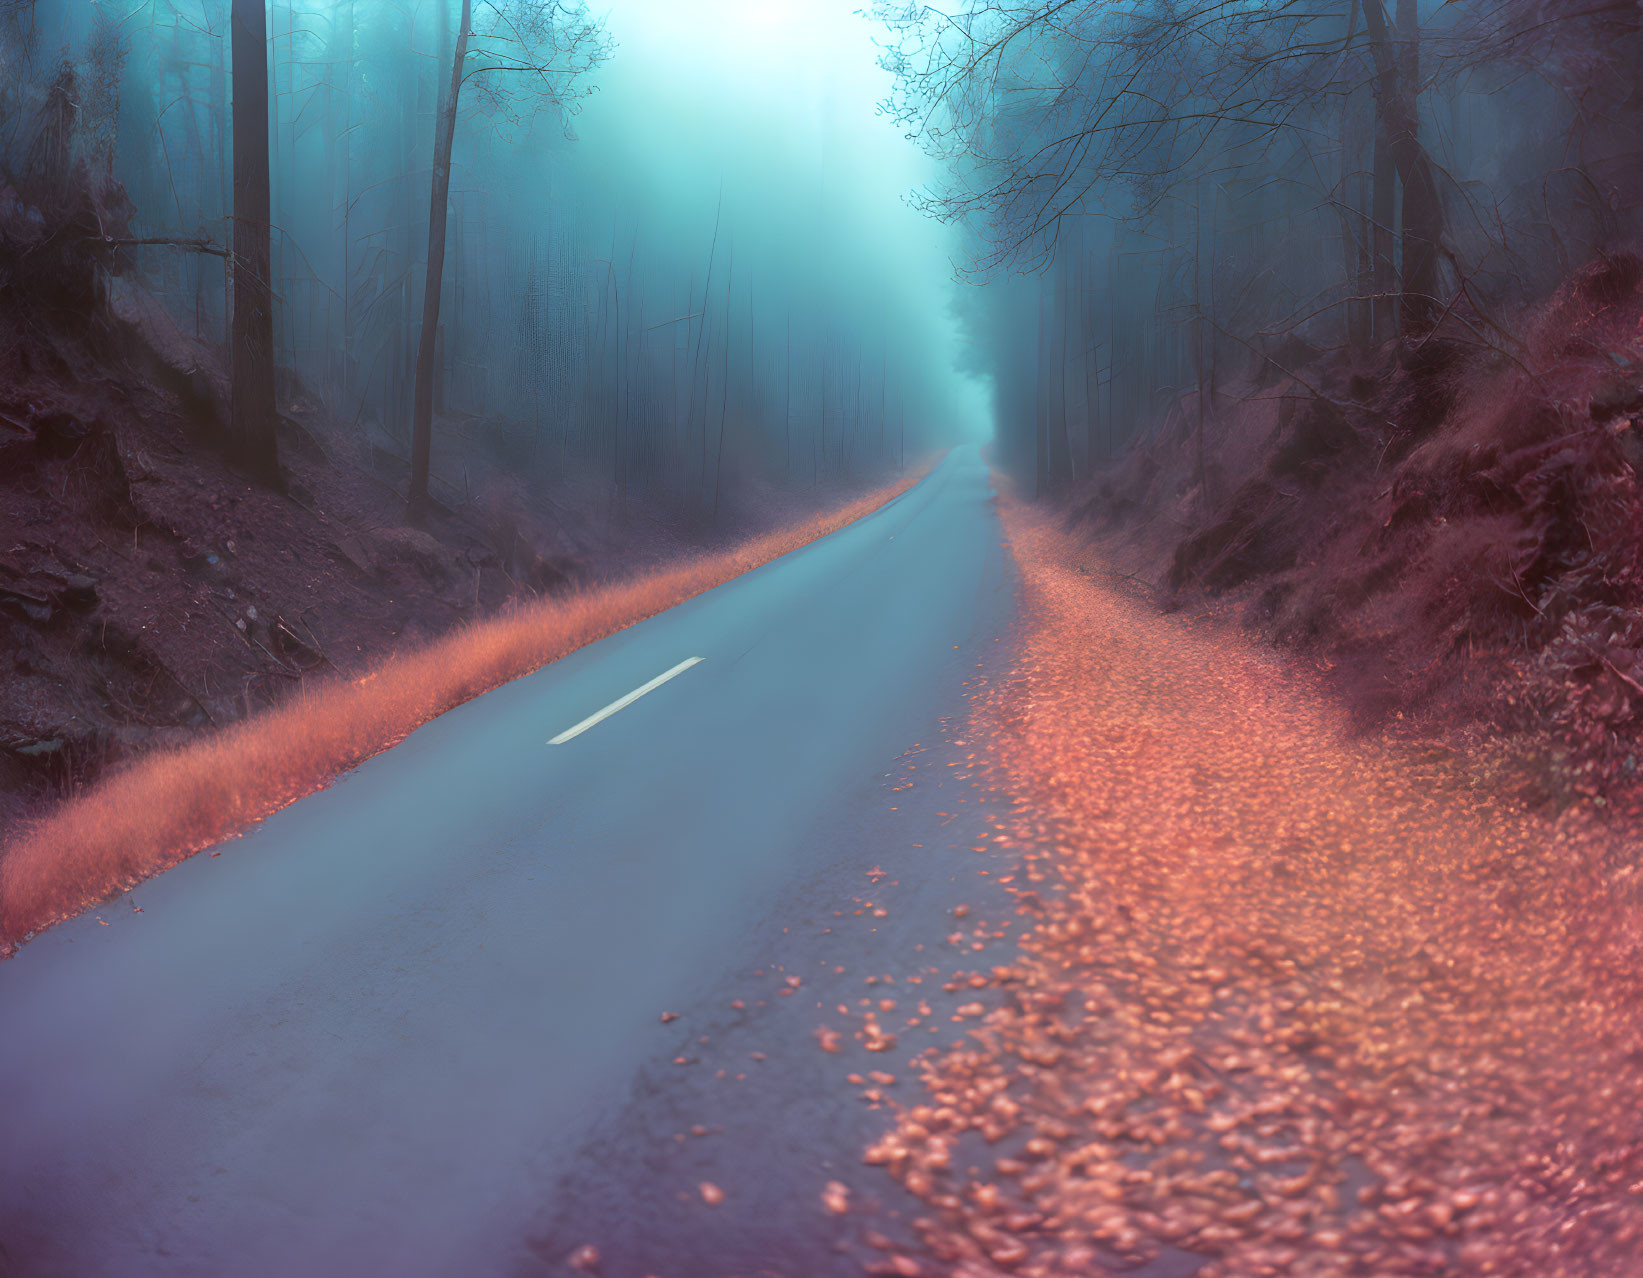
[9, 3, 1643, 1276]
[878, 0, 1643, 801]
[0, 0, 987, 826]
[1, 0, 1636, 823]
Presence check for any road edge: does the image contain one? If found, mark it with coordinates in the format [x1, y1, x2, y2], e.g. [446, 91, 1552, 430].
[0, 461, 939, 956]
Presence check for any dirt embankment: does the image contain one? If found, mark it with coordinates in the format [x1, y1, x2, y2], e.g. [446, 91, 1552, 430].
[1073, 253, 1643, 807]
[0, 181, 878, 836]
[0, 467, 922, 954]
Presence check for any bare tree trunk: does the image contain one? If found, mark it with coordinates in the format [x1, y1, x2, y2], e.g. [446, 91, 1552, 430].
[209, 20, 231, 340]
[842, 351, 859, 478]
[619, 229, 637, 504]
[1341, 78, 1373, 350]
[1107, 241, 1118, 459]
[704, 245, 733, 504]
[1081, 242, 1100, 475]
[711, 278, 735, 522]
[1371, 121, 1397, 340]
[1192, 187, 1208, 511]
[339, 0, 356, 414]
[230, 0, 279, 485]
[1363, 0, 1443, 332]
[686, 198, 723, 496]
[783, 311, 791, 478]
[878, 345, 886, 460]
[816, 346, 826, 485]
[1035, 287, 1049, 499]
[271, 0, 287, 366]
[1393, 0, 1441, 327]
[1352, 132, 1375, 348]
[675, 274, 693, 468]
[1049, 259, 1073, 490]
[408, 0, 472, 513]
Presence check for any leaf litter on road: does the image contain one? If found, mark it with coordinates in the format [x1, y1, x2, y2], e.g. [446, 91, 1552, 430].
[844, 500, 1643, 1277]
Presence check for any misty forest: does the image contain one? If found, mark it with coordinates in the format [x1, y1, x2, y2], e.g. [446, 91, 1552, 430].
[7, 1, 1643, 1275]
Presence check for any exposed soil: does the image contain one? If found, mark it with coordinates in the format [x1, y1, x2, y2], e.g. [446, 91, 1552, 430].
[1070, 253, 1643, 807]
[0, 180, 868, 835]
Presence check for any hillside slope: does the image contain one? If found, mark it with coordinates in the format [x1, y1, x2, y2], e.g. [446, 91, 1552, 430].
[1074, 254, 1643, 806]
[0, 182, 843, 828]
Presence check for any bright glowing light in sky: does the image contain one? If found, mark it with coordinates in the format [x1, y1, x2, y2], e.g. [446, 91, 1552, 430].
[575, 0, 995, 444]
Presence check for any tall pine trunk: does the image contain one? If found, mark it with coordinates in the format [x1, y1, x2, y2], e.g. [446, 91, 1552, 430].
[408, 0, 472, 513]
[230, 0, 279, 484]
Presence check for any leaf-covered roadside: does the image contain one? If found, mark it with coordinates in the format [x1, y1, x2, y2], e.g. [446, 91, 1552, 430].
[851, 499, 1643, 1277]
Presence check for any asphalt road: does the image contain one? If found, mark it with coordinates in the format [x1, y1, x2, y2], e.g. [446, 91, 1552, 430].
[0, 445, 1018, 1278]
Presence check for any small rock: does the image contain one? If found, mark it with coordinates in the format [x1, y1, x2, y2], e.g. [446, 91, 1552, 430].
[59, 573, 98, 610]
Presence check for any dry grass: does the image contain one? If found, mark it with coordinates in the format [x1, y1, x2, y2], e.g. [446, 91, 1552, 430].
[0, 472, 926, 953]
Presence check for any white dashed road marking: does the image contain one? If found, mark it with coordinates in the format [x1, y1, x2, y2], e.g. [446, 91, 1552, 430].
[548, 657, 705, 745]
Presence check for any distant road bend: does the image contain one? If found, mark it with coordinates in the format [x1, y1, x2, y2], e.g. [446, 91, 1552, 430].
[0, 444, 1015, 1277]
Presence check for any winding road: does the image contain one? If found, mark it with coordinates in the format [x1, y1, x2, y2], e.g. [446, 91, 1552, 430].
[0, 446, 1016, 1277]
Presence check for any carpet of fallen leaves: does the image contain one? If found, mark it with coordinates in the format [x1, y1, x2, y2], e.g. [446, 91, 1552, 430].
[855, 501, 1643, 1277]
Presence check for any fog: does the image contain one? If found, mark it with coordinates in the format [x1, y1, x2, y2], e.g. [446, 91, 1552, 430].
[9, 0, 1629, 518]
[1, 0, 993, 523]
[571, 0, 993, 446]
[869, 0, 1643, 494]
